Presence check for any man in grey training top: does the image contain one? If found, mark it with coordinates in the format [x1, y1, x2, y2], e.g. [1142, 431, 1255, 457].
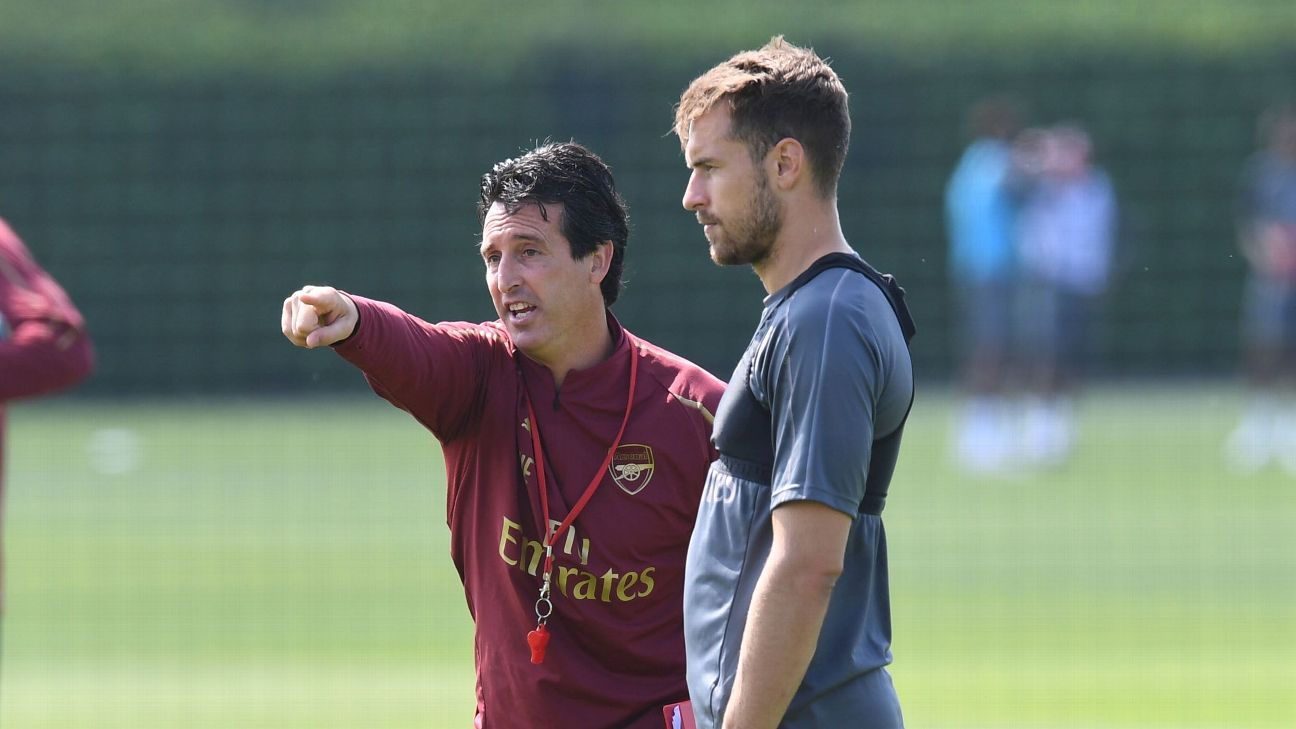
[674, 37, 916, 729]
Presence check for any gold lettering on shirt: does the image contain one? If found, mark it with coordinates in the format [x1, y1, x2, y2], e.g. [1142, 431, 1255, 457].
[615, 570, 640, 601]
[638, 567, 655, 598]
[572, 571, 598, 600]
[598, 569, 620, 603]
[519, 534, 544, 575]
[497, 515, 660, 604]
[498, 517, 521, 566]
[558, 565, 580, 594]
[547, 519, 590, 565]
[499, 517, 546, 574]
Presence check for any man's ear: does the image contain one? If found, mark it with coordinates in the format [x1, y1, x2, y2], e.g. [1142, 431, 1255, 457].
[770, 138, 806, 191]
[589, 241, 614, 284]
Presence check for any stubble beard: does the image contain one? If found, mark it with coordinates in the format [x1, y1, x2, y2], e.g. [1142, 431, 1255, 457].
[710, 174, 782, 267]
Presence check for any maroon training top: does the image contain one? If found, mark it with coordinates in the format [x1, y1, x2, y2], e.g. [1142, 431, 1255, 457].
[0, 218, 95, 606]
[336, 296, 724, 729]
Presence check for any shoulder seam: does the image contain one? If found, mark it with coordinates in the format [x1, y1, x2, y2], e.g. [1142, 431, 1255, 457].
[633, 341, 719, 426]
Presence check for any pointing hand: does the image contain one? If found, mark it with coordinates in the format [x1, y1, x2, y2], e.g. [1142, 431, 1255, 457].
[281, 285, 359, 348]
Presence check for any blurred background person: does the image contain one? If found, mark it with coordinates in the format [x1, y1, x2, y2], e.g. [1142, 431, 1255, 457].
[1013, 124, 1117, 466]
[1225, 102, 1296, 475]
[0, 218, 95, 608]
[945, 95, 1025, 473]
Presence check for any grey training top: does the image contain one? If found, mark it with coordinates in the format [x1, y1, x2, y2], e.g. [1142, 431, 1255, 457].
[683, 253, 913, 729]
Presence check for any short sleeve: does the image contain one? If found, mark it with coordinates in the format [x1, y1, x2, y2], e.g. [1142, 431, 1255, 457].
[761, 273, 886, 516]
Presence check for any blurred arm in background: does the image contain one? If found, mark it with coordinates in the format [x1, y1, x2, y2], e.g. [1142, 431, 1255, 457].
[0, 218, 94, 403]
[0, 216, 94, 611]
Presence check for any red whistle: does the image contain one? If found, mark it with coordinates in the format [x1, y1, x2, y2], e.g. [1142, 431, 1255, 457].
[527, 625, 550, 664]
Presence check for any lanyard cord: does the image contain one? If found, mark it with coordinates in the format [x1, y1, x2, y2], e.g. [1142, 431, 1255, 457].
[522, 338, 639, 664]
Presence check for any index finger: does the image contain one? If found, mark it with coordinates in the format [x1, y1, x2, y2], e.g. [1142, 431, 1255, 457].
[298, 286, 337, 308]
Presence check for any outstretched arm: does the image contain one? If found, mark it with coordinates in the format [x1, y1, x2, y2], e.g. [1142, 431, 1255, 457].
[281, 285, 359, 348]
[280, 286, 497, 441]
[721, 501, 852, 729]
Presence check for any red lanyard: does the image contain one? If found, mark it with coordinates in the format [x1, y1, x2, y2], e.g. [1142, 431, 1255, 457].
[522, 340, 639, 665]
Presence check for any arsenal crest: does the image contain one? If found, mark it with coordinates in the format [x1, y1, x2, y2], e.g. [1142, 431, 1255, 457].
[609, 444, 655, 495]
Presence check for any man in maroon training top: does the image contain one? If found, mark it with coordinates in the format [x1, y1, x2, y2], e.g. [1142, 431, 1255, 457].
[0, 218, 95, 609]
[282, 142, 724, 728]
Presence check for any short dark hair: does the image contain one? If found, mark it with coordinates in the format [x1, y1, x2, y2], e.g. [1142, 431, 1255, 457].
[674, 36, 851, 198]
[478, 142, 629, 307]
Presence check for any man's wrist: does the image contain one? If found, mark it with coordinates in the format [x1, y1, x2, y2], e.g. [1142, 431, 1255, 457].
[329, 294, 362, 347]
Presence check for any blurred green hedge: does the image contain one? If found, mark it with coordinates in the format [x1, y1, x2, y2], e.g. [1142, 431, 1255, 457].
[1, 43, 1292, 394]
[2, 1, 1293, 77]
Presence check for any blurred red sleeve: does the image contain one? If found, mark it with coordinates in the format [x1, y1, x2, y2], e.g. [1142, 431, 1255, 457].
[0, 219, 95, 401]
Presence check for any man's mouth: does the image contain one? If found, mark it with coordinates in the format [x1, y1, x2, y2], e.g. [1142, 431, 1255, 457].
[698, 216, 719, 238]
[507, 302, 537, 320]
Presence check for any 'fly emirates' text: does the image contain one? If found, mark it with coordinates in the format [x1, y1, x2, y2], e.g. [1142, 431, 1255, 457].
[497, 516, 656, 602]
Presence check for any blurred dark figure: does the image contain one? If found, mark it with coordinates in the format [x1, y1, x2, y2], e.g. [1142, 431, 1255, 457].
[1226, 103, 1296, 475]
[945, 96, 1024, 473]
[0, 219, 95, 609]
[1013, 125, 1116, 466]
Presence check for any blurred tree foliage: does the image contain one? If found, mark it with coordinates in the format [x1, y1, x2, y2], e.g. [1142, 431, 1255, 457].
[1, 0, 1294, 79]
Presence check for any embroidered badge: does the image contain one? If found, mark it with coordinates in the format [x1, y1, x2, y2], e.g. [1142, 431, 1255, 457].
[609, 444, 655, 495]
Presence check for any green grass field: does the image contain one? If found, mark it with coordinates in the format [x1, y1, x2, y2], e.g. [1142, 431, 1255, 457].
[1, 386, 1292, 728]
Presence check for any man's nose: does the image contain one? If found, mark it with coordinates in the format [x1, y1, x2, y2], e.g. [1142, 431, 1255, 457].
[494, 255, 522, 292]
[682, 171, 706, 212]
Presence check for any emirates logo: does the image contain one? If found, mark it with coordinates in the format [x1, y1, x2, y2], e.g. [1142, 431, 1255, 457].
[608, 444, 655, 496]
